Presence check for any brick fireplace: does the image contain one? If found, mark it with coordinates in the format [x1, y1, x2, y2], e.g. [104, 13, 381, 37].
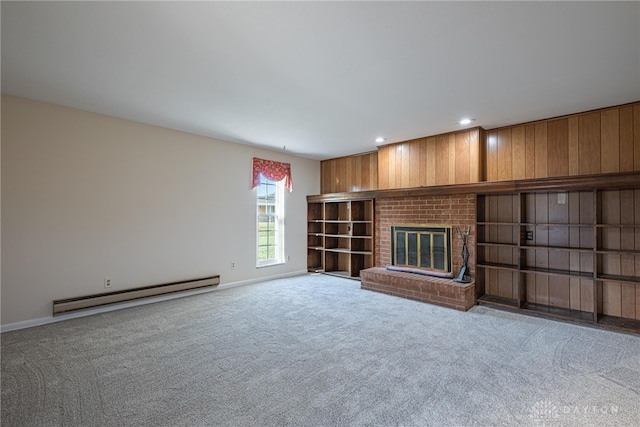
[376, 194, 477, 277]
[360, 194, 477, 310]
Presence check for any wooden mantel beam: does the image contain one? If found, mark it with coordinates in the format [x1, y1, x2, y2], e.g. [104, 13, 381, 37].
[307, 171, 640, 202]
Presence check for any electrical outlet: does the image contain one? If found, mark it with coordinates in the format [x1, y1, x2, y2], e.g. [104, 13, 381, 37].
[104, 278, 112, 289]
[287, 255, 291, 261]
[231, 262, 236, 269]
[557, 193, 567, 205]
[521, 231, 534, 241]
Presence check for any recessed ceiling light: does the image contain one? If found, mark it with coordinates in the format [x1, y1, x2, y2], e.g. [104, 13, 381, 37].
[375, 137, 386, 143]
[459, 118, 475, 125]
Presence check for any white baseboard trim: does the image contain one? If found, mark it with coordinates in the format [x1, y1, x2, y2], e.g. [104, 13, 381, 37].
[1, 270, 308, 333]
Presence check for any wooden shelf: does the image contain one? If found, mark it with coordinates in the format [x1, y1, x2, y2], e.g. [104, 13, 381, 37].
[477, 294, 518, 308]
[597, 274, 640, 285]
[493, 244, 606, 254]
[477, 188, 640, 333]
[477, 242, 518, 248]
[477, 262, 519, 271]
[519, 222, 592, 227]
[521, 302, 595, 323]
[478, 296, 595, 323]
[520, 266, 594, 279]
[308, 172, 640, 202]
[597, 315, 640, 332]
[307, 198, 375, 279]
[520, 245, 594, 253]
[596, 249, 640, 255]
[324, 270, 351, 278]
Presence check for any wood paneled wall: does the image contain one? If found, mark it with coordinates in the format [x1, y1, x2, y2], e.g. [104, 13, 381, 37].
[320, 152, 378, 194]
[319, 101, 640, 194]
[377, 128, 483, 190]
[485, 102, 640, 181]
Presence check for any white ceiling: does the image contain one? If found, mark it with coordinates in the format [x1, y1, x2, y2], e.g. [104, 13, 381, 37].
[2, 1, 639, 160]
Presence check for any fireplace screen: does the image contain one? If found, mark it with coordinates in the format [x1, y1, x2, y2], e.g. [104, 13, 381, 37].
[391, 225, 452, 273]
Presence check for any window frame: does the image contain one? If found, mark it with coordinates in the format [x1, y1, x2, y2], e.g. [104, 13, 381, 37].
[256, 174, 285, 267]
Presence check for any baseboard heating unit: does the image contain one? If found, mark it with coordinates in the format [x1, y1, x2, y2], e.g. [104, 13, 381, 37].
[52, 275, 220, 315]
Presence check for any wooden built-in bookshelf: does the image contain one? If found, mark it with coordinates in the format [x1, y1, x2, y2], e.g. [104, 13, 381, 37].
[307, 198, 374, 279]
[477, 187, 640, 332]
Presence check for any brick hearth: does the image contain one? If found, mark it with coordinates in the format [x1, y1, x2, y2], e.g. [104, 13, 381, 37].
[360, 267, 475, 311]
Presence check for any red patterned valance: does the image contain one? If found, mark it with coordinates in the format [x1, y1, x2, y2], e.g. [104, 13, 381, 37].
[251, 157, 292, 191]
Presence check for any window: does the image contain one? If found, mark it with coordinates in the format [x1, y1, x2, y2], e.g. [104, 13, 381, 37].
[256, 174, 284, 266]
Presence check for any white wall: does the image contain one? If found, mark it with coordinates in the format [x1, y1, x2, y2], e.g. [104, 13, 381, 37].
[1, 95, 320, 327]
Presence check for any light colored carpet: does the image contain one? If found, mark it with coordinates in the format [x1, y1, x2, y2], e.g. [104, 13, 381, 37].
[2, 273, 639, 426]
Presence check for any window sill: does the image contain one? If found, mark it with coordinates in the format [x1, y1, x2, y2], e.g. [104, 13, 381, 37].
[257, 261, 285, 269]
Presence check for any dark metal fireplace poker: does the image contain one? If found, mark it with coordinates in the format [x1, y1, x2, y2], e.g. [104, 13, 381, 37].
[453, 226, 471, 283]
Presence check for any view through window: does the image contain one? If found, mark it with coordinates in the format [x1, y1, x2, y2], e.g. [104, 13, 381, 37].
[256, 174, 284, 266]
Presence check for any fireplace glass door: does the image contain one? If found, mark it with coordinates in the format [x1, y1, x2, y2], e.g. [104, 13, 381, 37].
[392, 226, 451, 273]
